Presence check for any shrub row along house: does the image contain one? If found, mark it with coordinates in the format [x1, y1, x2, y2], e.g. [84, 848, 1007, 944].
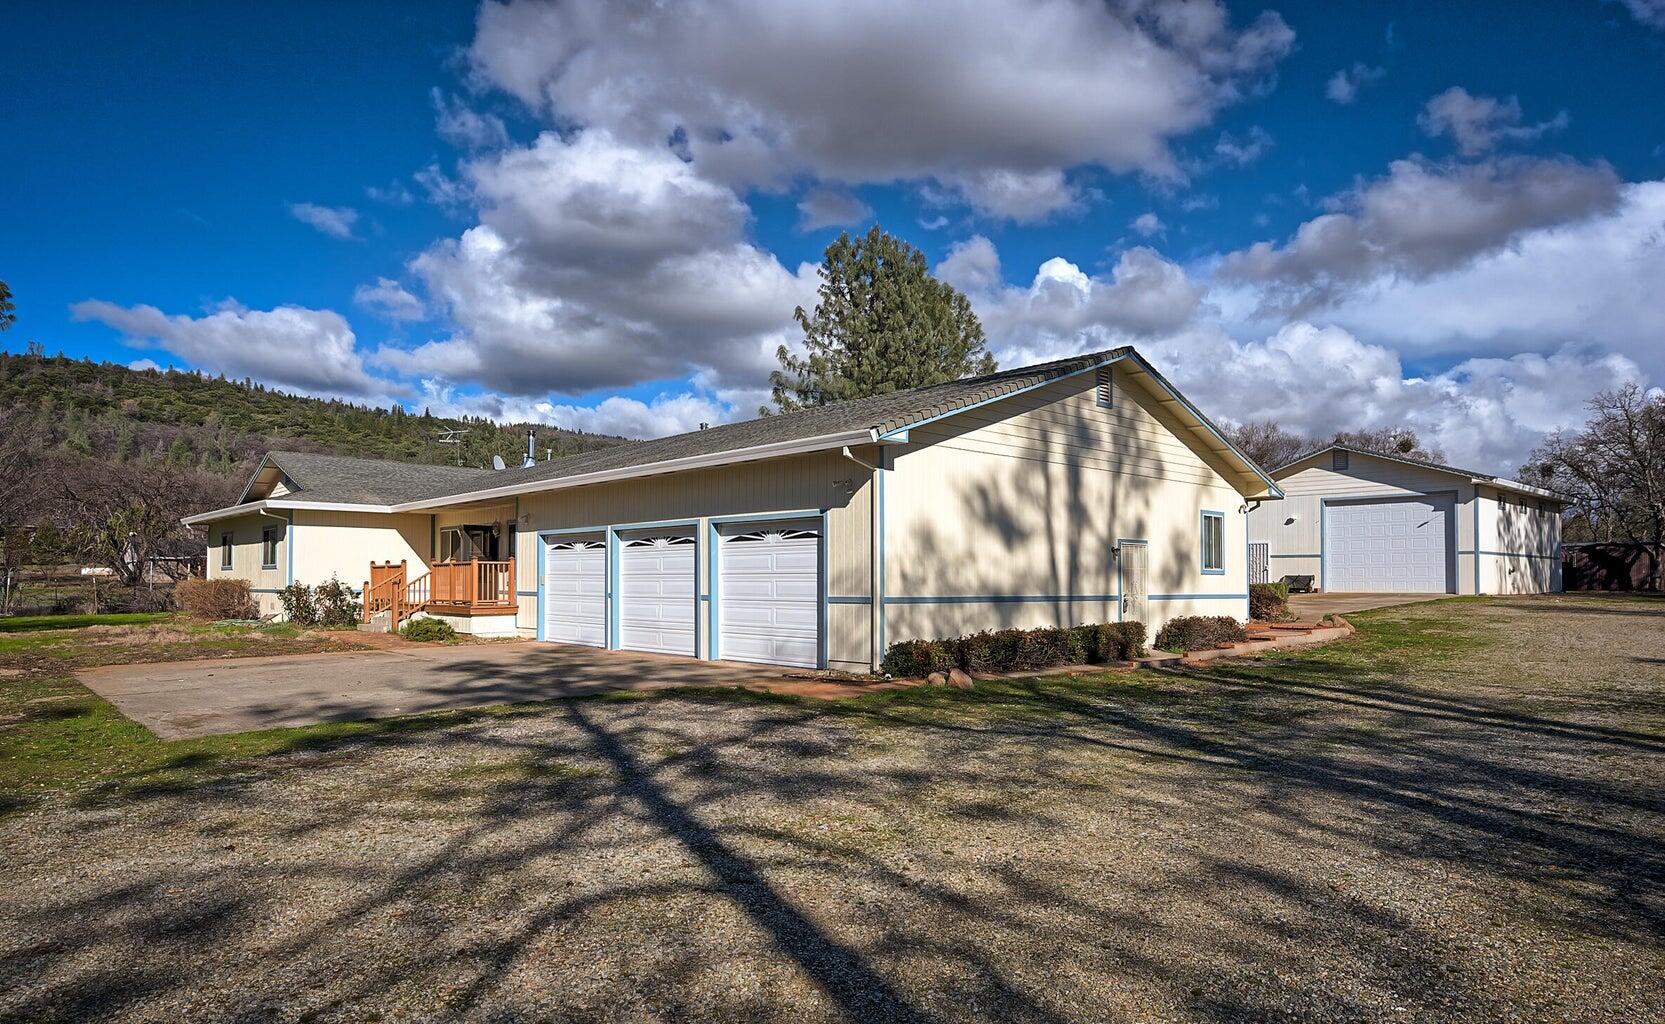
[184, 347, 1281, 672]
[1246, 444, 1566, 595]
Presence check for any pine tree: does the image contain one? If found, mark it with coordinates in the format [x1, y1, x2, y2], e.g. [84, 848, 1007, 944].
[770, 226, 996, 413]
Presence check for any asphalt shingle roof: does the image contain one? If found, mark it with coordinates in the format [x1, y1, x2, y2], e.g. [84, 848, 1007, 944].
[402, 346, 1136, 502]
[259, 450, 492, 505]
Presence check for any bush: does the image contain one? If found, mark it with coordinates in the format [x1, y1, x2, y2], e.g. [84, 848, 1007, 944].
[276, 576, 363, 628]
[1093, 621, 1147, 661]
[401, 617, 458, 643]
[1153, 615, 1248, 653]
[1249, 581, 1290, 621]
[276, 581, 318, 626]
[880, 619, 1148, 677]
[99, 587, 174, 614]
[313, 577, 362, 628]
[176, 578, 258, 620]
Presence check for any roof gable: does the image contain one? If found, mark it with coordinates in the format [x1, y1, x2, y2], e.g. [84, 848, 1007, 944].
[1273, 444, 1566, 503]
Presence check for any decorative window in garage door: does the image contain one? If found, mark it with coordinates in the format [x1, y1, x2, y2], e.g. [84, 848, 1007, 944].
[624, 535, 695, 548]
[551, 540, 603, 551]
[727, 528, 819, 545]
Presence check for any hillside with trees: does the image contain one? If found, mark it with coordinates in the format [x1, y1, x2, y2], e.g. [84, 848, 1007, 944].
[0, 348, 629, 611]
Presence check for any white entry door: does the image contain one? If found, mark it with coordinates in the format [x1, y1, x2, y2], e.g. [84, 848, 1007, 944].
[543, 536, 606, 647]
[718, 520, 821, 668]
[618, 530, 697, 657]
[1119, 541, 1149, 627]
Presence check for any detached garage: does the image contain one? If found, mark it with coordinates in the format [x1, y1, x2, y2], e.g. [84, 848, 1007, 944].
[1248, 445, 1566, 595]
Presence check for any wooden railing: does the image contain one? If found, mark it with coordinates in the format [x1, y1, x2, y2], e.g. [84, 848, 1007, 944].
[426, 559, 516, 611]
[365, 558, 516, 629]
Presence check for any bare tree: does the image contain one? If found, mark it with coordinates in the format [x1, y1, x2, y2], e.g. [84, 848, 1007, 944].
[1530, 382, 1665, 589]
[1223, 419, 1308, 469]
[56, 456, 236, 593]
[1327, 427, 1444, 464]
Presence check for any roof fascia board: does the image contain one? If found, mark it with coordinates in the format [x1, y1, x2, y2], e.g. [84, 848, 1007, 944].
[1121, 352, 1285, 500]
[396, 428, 878, 511]
[877, 358, 1117, 440]
[181, 498, 396, 526]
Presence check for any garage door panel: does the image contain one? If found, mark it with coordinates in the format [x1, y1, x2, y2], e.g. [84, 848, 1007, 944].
[543, 539, 606, 647]
[718, 522, 821, 669]
[1327, 496, 1452, 593]
[619, 532, 696, 657]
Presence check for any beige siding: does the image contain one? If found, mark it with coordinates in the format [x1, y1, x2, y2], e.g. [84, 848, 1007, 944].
[1484, 486, 1563, 594]
[884, 364, 1249, 641]
[513, 450, 877, 670]
[1247, 453, 1480, 593]
[204, 513, 290, 616]
[292, 510, 433, 592]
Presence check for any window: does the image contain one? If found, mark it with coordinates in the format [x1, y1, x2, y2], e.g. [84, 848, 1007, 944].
[1332, 450, 1349, 471]
[1201, 511, 1225, 575]
[261, 526, 280, 569]
[1095, 366, 1113, 408]
[439, 527, 463, 563]
[219, 533, 233, 570]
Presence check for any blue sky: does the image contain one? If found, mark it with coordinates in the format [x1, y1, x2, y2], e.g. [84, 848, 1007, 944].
[4, 1, 1664, 467]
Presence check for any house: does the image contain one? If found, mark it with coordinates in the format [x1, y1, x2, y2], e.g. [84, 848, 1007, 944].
[1246, 444, 1566, 595]
[183, 347, 1282, 671]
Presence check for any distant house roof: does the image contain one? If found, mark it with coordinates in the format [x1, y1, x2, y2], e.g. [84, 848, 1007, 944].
[184, 346, 1281, 527]
[1273, 443, 1567, 503]
[236, 450, 491, 506]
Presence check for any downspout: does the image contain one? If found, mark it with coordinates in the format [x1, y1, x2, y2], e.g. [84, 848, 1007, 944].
[842, 445, 883, 673]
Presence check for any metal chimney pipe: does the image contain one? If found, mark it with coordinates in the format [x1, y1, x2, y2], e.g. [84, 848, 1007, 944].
[522, 429, 536, 468]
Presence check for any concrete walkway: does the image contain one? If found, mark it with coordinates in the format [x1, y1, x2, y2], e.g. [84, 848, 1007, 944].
[1289, 592, 1448, 619]
[79, 642, 851, 740]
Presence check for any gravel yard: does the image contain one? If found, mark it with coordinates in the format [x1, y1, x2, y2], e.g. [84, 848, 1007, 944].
[2, 594, 1662, 1022]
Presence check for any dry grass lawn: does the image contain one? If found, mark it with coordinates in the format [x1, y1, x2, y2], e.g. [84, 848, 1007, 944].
[1, 594, 1662, 1022]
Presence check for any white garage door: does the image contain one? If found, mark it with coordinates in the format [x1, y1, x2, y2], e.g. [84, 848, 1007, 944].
[618, 531, 697, 657]
[1327, 496, 1453, 593]
[542, 536, 606, 647]
[718, 521, 821, 669]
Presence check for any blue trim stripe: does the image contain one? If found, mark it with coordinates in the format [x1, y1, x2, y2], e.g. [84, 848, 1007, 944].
[880, 592, 1245, 605]
[1473, 492, 1482, 595]
[877, 456, 887, 656]
[828, 595, 872, 604]
[706, 519, 719, 659]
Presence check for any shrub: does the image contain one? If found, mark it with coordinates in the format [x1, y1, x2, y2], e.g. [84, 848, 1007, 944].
[401, 617, 458, 643]
[276, 581, 318, 626]
[99, 587, 174, 614]
[1094, 621, 1147, 661]
[1249, 581, 1290, 621]
[313, 576, 362, 629]
[880, 619, 1148, 677]
[176, 578, 257, 620]
[1153, 615, 1248, 653]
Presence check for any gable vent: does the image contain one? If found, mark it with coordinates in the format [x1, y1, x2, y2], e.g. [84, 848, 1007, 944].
[1095, 366, 1113, 408]
[1333, 450, 1350, 471]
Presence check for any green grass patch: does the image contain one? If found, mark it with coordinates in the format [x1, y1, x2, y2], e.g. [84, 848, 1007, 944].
[0, 612, 173, 634]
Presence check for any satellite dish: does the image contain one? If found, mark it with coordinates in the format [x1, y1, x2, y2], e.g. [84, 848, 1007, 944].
[491, 455, 506, 470]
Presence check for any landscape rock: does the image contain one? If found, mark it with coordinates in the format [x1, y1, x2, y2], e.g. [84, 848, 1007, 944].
[947, 668, 974, 689]
[925, 672, 947, 687]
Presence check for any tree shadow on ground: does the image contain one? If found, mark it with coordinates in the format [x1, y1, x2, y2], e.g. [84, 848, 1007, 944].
[4, 611, 1664, 1022]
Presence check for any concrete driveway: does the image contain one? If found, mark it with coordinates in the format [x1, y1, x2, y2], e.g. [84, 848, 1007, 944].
[79, 642, 804, 740]
[1289, 591, 1449, 619]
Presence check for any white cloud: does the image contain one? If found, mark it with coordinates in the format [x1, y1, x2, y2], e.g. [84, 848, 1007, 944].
[941, 238, 1205, 348]
[126, 358, 162, 372]
[796, 188, 873, 231]
[1213, 126, 1273, 166]
[466, 0, 1293, 215]
[1132, 212, 1165, 236]
[1217, 156, 1621, 310]
[1613, 0, 1665, 30]
[1325, 63, 1384, 105]
[383, 130, 817, 397]
[1417, 87, 1567, 156]
[72, 299, 389, 397]
[365, 180, 414, 205]
[432, 89, 510, 150]
[353, 277, 426, 322]
[288, 202, 360, 240]
[1310, 179, 1665, 378]
[416, 380, 732, 439]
